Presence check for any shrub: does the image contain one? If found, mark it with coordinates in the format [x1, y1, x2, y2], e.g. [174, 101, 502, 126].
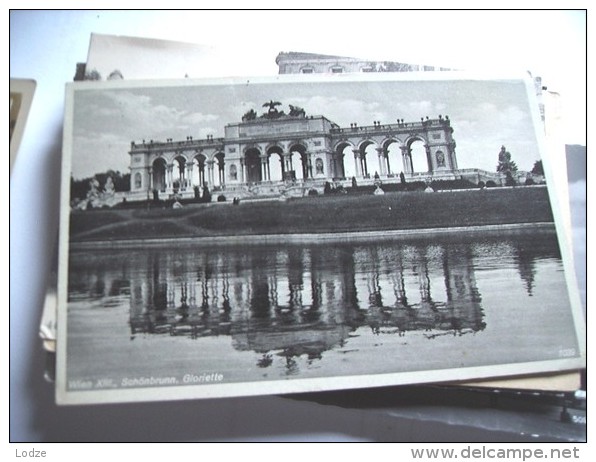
[407, 181, 426, 192]
[217, 194, 227, 202]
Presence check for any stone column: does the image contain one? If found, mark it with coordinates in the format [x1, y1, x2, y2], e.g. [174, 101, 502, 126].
[260, 155, 269, 182]
[424, 144, 432, 173]
[178, 163, 186, 190]
[219, 164, 225, 188]
[239, 158, 245, 183]
[145, 167, 153, 200]
[385, 150, 392, 175]
[352, 149, 361, 177]
[376, 147, 386, 176]
[198, 164, 204, 187]
[282, 153, 292, 174]
[400, 146, 412, 174]
[361, 154, 368, 178]
[266, 158, 271, 182]
[166, 164, 174, 191]
[331, 153, 338, 179]
[306, 153, 313, 179]
[207, 160, 215, 187]
[279, 154, 286, 178]
[186, 163, 194, 190]
[448, 141, 458, 171]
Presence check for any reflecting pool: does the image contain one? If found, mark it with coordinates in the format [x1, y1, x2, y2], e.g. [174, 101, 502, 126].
[66, 228, 581, 390]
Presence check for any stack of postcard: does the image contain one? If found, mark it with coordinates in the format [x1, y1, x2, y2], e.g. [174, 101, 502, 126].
[10, 79, 36, 175]
[47, 34, 585, 405]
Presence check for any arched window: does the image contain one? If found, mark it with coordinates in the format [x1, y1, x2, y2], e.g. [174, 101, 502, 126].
[229, 164, 238, 181]
[134, 172, 142, 189]
[315, 158, 324, 175]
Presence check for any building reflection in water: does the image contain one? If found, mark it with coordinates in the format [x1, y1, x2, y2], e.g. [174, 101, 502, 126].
[68, 233, 562, 373]
[124, 240, 488, 369]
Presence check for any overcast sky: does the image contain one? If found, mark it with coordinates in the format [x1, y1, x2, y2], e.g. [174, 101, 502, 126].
[70, 74, 543, 180]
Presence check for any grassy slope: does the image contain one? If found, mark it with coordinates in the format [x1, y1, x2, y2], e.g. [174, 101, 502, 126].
[70, 187, 554, 242]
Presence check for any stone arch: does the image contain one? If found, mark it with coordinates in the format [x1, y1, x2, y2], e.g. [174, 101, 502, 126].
[404, 134, 429, 148]
[172, 154, 189, 191]
[265, 141, 284, 153]
[205, 148, 222, 163]
[381, 136, 404, 148]
[159, 150, 177, 165]
[192, 152, 208, 188]
[333, 140, 355, 179]
[214, 152, 225, 187]
[382, 137, 404, 177]
[266, 144, 285, 182]
[244, 146, 263, 183]
[356, 139, 380, 178]
[152, 157, 167, 192]
[288, 140, 309, 152]
[332, 139, 355, 153]
[288, 142, 309, 180]
[403, 135, 431, 175]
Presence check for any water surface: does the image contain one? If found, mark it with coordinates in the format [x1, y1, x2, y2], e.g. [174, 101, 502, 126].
[66, 229, 581, 390]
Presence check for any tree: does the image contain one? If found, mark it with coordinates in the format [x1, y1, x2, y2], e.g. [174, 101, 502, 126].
[94, 170, 130, 192]
[531, 160, 544, 176]
[496, 145, 518, 174]
[380, 61, 414, 72]
[84, 69, 102, 81]
[504, 171, 516, 186]
[70, 175, 89, 201]
[107, 69, 124, 80]
[70, 170, 130, 201]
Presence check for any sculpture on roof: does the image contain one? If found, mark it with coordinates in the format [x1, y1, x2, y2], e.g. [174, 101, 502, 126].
[263, 100, 283, 114]
[242, 108, 257, 122]
[241, 102, 307, 121]
[289, 104, 306, 118]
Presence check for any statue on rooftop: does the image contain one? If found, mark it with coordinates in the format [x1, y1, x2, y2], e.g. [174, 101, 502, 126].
[263, 100, 282, 114]
[261, 100, 286, 119]
[289, 104, 306, 118]
[242, 109, 257, 122]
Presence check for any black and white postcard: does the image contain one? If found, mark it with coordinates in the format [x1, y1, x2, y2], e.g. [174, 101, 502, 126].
[56, 72, 585, 405]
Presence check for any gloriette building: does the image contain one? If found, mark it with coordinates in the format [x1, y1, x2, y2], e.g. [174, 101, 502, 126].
[126, 103, 491, 202]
